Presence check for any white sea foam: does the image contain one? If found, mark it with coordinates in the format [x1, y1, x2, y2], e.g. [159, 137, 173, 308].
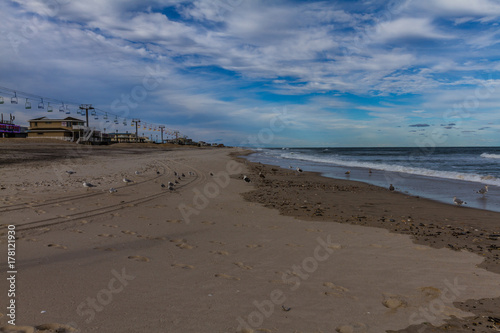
[278, 152, 500, 186]
[481, 153, 500, 159]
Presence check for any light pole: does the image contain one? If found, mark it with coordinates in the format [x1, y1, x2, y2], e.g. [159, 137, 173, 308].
[159, 125, 165, 143]
[132, 119, 140, 142]
[79, 104, 94, 127]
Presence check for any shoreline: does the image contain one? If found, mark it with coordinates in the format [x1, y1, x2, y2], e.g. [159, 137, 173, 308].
[234, 152, 500, 332]
[244, 149, 500, 214]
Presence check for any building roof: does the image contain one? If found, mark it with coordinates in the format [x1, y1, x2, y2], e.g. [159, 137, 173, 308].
[28, 116, 84, 122]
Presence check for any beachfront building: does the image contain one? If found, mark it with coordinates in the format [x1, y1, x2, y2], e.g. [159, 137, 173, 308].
[109, 132, 147, 143]
[28, 116, 87, 141]
[0, 113, 26, 138]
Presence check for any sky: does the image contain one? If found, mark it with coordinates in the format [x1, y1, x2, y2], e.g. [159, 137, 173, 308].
[1, 0, 500, 147]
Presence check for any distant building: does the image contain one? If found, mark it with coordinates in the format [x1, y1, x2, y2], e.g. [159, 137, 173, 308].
[0, 113, 25, 138]
[110, 132, 147, 143]
[28, 116, 86, 141]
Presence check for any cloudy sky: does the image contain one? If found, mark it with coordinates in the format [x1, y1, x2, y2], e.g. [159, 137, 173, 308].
[1, 0, 500, 147]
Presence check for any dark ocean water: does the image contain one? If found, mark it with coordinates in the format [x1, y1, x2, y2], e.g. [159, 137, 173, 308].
[245, 147, 500, 213]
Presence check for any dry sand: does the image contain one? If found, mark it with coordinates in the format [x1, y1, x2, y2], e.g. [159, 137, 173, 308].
[0, 141, 499, 333]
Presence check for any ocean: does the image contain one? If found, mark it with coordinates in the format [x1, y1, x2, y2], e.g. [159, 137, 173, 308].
[244, 147, 500, 213]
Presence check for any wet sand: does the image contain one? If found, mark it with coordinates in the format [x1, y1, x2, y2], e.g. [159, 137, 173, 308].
[0, 141, 499, 332]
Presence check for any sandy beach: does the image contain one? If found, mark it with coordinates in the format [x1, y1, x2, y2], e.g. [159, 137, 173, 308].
[1, 141, 499, 333]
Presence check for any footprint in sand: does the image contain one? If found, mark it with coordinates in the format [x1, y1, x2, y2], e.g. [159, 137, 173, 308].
[209, 240, 226, 245]
[70, 229, 84, 233]
[128, 255, 150, 262]
[171, 263, 195, 269]
[419, 286, 441, 301]
[67, 207, 76, 211]
[268, 226, 281, 230]
[234, 262, 253, 270]
[336, 323, 368, 333]
[233, 223, 249, 227]
[47, 243, 67, 250]
[93, 247, 117, 252]
[210, 250, 229, 255]
[103, 224, 118, 228]
[215, 273, 240, 281]
[111, 212, 121, 217]
[97, 234, 115, 238]
[323, 282, 349, 296]
[166, 219, 182, 224]
[369, 243, 385, 248]
[35, 209, 46, 214]
[121, 230, 137, 235]
[176, 243, 194, 250]
[246, 244, 262, 249]
[305, 228, 322, 233]
[201, 221, 215, 225]
[382, 295, 407, 309]
[80, 220, 89, 224]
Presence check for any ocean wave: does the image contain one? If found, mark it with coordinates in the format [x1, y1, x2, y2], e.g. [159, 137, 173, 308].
[278, 152, 500, 186]
[481, 153, 500, 159]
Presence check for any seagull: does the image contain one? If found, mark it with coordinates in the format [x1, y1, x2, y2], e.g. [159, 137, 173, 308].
[345, 171, 350, 175]
[476, 185, 489, 197]
[181, 173, 186, 177]
[161, 183, 166, 188]
[174, 171, 178, 176]
[168, 181, 174, 187]
[296, 167, 303, 173]
[156, 170, 160, 175]
[259, 172, 265, 179]
[134, 171, 141, 175]
[189, 171, 195, 176]
[66, 171, 76, 176]
[389, 184, 395, 191]
[209, 172, 214, 176]
[109, 187, 117, 194]
[174, 180, 179, 184]
[168, 185, 174, 191]
[243, 175, 251, 183]
[83, 182, 95, 190]
[453, 196, 466, 206]
[123, 178, 133, 184]
[369, 169, 372, 174]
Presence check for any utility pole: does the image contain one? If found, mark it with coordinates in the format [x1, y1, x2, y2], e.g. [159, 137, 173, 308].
[159, 125, 165, 143]
[79, 104, 94, 127]
[132, 119, 140, 142]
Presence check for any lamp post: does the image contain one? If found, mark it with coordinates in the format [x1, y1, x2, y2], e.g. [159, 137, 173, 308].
[79, 104, 94, 127]
[132, 118, 140, 142]
[159, 125, 165, 143]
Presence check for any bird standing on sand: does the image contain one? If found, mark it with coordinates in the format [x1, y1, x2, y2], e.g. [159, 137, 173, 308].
[109, 187, 117, 194]
[83, 182, 95, 190]
[243, 175, 251, 183]
[134, 171, 141, 175]
[389, 184, 395, 191]
[476, 185, 489, 197]
[259, 172, 265, 179]
[453, 196, 466, 206]
[209, 172, 214, 176]
[123, 178, 133, 184]
[66, 170, 76, 176]
[345, 171, 350, 175]
[296, 167, 303, 173]
[161, 183, 166, 188]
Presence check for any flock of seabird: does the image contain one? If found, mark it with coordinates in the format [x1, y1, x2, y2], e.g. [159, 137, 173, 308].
[76, 168, 198, 194]
[76, 166, 493, 209]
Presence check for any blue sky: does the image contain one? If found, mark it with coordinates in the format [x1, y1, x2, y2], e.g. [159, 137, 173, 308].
[1, 0, 500, 147]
